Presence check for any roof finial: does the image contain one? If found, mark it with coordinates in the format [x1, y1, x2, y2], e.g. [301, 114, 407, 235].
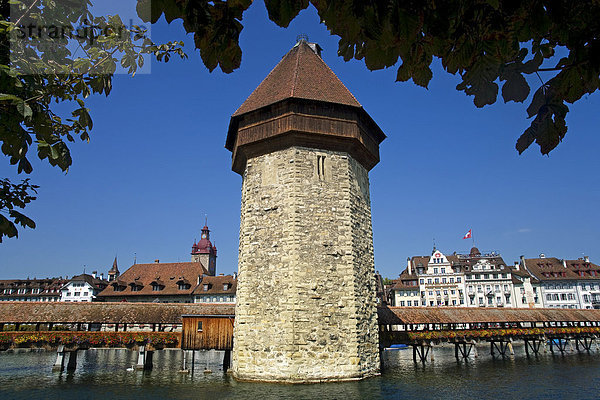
[296, 33, 309, 43]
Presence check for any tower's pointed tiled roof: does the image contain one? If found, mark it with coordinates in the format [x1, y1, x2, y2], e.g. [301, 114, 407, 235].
[232, 40, 361, 117]
[109, 256, 119, 274]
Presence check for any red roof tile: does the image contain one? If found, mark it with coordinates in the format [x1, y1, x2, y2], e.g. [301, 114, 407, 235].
[98, 262, 209, 298]
[192, 275, 237, 296]
[232, 40, 361, 117]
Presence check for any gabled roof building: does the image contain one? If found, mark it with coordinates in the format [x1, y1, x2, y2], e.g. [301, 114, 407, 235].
[60, 272, 109, 303]
[97, 225, 223, 303]
[0, 278, 68, 302]
[521, 254, 600, 309]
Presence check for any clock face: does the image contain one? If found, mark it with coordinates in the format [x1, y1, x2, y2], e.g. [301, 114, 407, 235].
[201, 233, 207, 239]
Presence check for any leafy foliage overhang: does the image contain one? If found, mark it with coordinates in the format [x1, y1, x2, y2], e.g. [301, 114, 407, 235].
[140, 0, 600, 155]
[0, 0, 186, 241]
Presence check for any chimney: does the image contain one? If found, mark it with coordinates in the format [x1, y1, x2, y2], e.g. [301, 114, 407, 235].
[92, 271, 97, 279]
[407, 257, 412, 275]
[585, 255, 590, 263]
[539, 253, 546, 258]
[513, 261, 520, 271]
[154, 259, 160, 263]
[219, 273, 224, 276]
[100, 273, 104, 281]
[233, 272, 238, 280]
[562, 259, 567, 268]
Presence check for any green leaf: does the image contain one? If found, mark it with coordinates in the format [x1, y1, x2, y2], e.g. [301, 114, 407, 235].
[9, 210, 36, 229]
[0, 214, 19, 242]
[473, 82, 499, 108]
[527, 87, 546, 118]
[502, 73, 530, 103]
[16, 100, 32, 119]
[265, 0, 309, 28]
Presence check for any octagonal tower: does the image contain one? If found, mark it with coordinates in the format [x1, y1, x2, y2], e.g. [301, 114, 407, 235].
[227, 39, 386, 382]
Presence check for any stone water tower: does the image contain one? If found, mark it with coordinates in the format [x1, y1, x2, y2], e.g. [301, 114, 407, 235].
[226, 39, 386, 382]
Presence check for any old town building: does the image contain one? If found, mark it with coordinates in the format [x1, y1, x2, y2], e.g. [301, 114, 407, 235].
[510, 261, 543, 308]
[97, 225, 223, 303]
[0, 278, 68, 302]
[458, 247, 514, 307]
[521, 255, 600, 309]
[60, 272, 109, 302]
[192, 274, 237, 304]
[390, 247, 548, 309]
[414, 249, 467, 307]
[387, 260, 421, 307]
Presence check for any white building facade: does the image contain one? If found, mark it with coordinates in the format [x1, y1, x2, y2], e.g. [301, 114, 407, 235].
[61, 273, 108, 302]
[413, 250, 466, 307]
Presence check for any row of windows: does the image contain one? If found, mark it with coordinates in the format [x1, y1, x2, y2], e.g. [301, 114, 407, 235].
[114, 283, 232, 292]
[3, 288, 42, 294]
[469, 296, 506, 306]
[195, 295, 235, 303]
[65, 292, 89, 297]
[0, 297, 59, 301]
[466, 273, 508, 280]
[397, 291, 419, 297]
[425, 289, 461, 297]
[420, 277, 462, 285]
[427, 299, 465, 306]
[546, 293, 576, 301]
[467, 284, 510, 293]
[547, 305, 579, 309]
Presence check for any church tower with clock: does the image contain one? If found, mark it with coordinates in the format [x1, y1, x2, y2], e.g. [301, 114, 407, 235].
[226, 38, 386, 382]
[191, 225, 217, 276]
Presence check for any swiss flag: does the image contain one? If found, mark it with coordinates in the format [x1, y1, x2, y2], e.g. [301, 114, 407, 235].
[463, 229, 472, 239]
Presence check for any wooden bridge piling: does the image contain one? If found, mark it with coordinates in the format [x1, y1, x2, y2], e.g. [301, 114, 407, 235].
[454, 342, 474, 361]
[524, 339, 543, 357]
[66, 350, 78, 372]
[52, 345, 66, 372]
[135, 346, 153, 371]
[412, 344, 430, 363]
[223, 349, 231, 373]
[490, 340, 510, 358]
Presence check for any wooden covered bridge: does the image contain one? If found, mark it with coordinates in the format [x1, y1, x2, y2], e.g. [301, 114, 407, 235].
[2, 302, 600, 368]
[0, 302, 235, 372]
[378, 307, 600, 362]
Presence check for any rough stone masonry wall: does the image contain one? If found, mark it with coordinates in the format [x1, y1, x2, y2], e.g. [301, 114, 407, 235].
[232, 146, 380, 382]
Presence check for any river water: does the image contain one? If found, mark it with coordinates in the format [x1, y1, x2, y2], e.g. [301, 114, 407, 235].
[1, 344, 599, 399]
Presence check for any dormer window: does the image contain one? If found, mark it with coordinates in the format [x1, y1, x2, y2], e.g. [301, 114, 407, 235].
[152, 284, 162, 291]
[178, 283, 191, 290]
[112, 284, 124, 292]
[203, 284, 209, 291]
[223, 283, 229, 291]
[130, 283, 142, 292]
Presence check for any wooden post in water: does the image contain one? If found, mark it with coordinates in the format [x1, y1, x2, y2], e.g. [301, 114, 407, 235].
[223, 349, 231, 373]
[136, 346, 146, 370]
[179, 350, 189, 373]
[52, 345, 66, 372]
[66, 350, 78, 372]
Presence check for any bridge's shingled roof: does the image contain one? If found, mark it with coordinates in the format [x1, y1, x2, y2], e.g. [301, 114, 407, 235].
[0, 302, 235, 324]
[378, 306, 600, 325]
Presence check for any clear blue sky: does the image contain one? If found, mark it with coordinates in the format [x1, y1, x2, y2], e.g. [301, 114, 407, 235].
[2, 2, 599, 280]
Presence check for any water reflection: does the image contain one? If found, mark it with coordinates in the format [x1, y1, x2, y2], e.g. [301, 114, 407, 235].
[1, 345, 600, 399]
